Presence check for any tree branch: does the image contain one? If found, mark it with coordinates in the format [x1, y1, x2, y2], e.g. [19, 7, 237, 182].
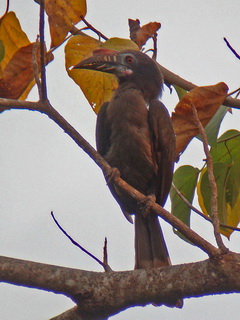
[158, 64, 240, 109]
[50, 307, 82, 320]
[1, 253, 240, 319]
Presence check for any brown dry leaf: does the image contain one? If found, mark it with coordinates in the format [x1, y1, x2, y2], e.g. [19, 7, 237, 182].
[0, 12, 30, 73]
[0, 43, 53, 99]
[129, 19, 161, 49]
[65, 34, 138, 113]
[45, 0, 87, 48]
[172, 82, 229, 158]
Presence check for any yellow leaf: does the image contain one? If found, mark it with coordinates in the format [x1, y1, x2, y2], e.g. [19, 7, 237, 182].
[65, 33, 115, 114]
[197, 167, 207, 214]
[65, 34, 138, 113]
[45, 0, 87, 48]
[223, 196, 240, 238]
[103, 37, 139, 51]
[197, 165, 240, 238]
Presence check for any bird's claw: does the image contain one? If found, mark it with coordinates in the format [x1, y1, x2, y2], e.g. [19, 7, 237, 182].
[104, 167, 121, 185]
[139, 194, 156, 218]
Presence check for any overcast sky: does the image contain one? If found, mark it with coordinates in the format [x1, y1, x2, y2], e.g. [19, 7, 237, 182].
[1, 0, 240, 319]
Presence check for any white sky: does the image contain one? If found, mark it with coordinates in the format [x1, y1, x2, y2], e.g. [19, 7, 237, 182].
[0, 0, 240, 319]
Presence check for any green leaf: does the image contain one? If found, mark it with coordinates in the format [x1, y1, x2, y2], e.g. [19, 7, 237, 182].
[196, 105, 229, 146]
[198, 130, 240, 238]
[210, 129, 240, 163]
[170, 165, 200, 243]
[198, 163, 229, 223]
[225, 159, 240, 208]
[173, 84, 187, 100]
[197, 157, 240, 238]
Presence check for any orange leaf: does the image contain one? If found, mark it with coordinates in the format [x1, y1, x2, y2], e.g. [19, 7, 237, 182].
[129, 19, 161, 49]
[172, 82, 229, 158]
[0, 43, 53, 100]
[45, 0, 87, 48]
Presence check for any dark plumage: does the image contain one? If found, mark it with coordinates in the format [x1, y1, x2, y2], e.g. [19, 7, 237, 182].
[74, 49, 176, 270]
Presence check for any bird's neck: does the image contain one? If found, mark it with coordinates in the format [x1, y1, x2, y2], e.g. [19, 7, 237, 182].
[118, 75, 162, 103]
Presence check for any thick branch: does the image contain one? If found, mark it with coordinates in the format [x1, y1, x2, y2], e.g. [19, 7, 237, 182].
[158, 64, 240, 109]
[0, 253, 240, 319]
[50, 307, 83, 320]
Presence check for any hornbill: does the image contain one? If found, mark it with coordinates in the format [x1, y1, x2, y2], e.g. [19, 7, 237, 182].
[74, 49, 176, 271]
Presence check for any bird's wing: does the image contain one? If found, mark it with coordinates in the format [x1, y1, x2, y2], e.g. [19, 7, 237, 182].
[96, 102, 111, 156]
[148, 99, 176, 206]
[96, 101, 133, 224]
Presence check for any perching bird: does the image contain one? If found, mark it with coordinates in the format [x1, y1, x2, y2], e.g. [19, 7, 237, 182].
[74, 49, 176, 270]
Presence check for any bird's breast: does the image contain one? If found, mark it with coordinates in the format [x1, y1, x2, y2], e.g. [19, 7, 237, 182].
[105, 88, 157, 193]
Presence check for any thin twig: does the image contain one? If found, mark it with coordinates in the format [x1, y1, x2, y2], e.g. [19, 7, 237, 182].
[191, 102, 228, 253]
[39, 0, 47, 101]
[2, 0, 9, 17]
[172, 183, 240, 232]
[152, 34, 157, 60]
[80, 15, 108, 40]
[48, 26, 84, 54]
[103, 237, 108, 267]
[32, 37, 42, 97]
[223, 37, 240, 60]
[227, 87, 240, 97]
[51, 212, 112, 272]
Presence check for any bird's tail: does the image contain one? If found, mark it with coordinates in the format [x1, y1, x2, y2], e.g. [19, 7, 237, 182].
[134, 214, 183, 308]
[134, 213, 171, 269]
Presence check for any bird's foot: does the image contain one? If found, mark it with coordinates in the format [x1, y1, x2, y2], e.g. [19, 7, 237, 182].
[104, 167, 121, 185]
[139, 194, 156, 218]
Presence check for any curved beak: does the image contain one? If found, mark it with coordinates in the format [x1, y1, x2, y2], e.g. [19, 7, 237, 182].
[73, 48, 131, 76]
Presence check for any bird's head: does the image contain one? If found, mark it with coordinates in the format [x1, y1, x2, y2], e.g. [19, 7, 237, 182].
[74, 49, 163, 102]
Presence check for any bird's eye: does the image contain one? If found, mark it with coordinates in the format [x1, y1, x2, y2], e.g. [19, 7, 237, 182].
[125, 56, 135, 64]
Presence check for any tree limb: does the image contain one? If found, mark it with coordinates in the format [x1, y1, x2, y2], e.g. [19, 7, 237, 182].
[158, 64, 240, 109]
[1, 253, 240, 319]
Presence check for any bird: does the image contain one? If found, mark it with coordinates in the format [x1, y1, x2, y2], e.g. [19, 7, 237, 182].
[74, 49, 176, 271]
